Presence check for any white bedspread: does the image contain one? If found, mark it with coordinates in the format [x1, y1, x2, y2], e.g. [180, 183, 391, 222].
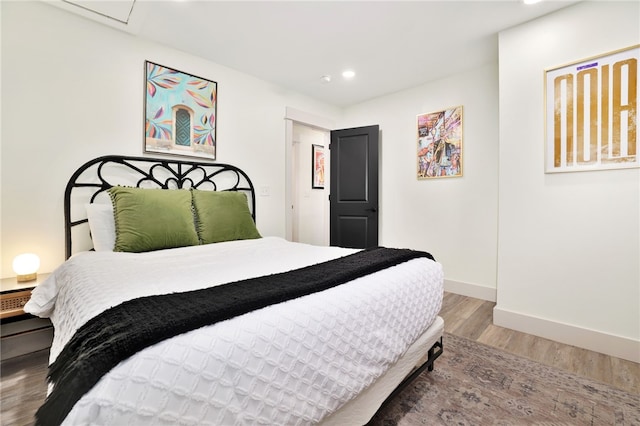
[26, 237, 443, 425]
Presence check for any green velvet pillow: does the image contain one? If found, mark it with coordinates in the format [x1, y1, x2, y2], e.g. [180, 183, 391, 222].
[108, 186, 199, 253]
[191, 190, 261, 244]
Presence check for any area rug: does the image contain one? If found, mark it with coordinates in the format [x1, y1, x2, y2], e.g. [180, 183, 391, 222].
[369, 333, 640, 425]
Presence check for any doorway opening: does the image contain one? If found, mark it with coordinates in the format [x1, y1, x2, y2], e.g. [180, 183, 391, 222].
[284, 107, 333, 245]
[291, 123, 330, 245]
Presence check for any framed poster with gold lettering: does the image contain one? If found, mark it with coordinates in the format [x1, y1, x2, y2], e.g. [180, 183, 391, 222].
[545, 45, 639, 173]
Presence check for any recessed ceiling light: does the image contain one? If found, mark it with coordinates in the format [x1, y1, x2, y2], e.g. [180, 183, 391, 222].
[523, 0, 542, 4]
[320, 75, 331, 84]
[342, 70, 356, 79]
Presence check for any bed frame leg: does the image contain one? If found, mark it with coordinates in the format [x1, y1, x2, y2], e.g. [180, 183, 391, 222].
[427, 337, 443, 372]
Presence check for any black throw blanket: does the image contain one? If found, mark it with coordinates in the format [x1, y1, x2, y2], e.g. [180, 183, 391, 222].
[36, 246, 434, 426]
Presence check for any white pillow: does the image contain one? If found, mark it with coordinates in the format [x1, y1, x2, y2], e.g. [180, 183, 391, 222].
[85, 203, 116, 251]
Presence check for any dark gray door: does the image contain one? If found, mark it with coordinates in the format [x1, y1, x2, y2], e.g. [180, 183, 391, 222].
[329, 125, 379, 248]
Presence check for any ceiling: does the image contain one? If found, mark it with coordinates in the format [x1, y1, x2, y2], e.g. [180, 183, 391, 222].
[54, 0, 582, 107]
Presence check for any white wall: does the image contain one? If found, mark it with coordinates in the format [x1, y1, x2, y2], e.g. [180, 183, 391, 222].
[0, 1, 340, 277]
[496, 1, 640, 362]
[342, 63, 500, 301]
[292, 123, 329, 246]
[340, 1, 639, 362]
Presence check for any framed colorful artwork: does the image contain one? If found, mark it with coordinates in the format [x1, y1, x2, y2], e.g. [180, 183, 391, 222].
[545, 45, 639, 173]
[417, 105, 463, 179]
[144, 60, 217, 160]
[312, 144, 325, 189]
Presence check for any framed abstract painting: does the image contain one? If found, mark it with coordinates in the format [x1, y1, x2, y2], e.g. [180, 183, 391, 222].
[144, 61, 217, 160]
[417, 106, 463, 179]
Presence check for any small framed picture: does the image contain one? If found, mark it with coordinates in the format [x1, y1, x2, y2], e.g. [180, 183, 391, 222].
[312, 144, 325, 189]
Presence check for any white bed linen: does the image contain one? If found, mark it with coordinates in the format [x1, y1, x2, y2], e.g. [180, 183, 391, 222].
[321, 316, 444, 426]
[26, 237, 443, 425]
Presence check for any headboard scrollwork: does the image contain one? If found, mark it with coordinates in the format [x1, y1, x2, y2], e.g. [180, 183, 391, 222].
[64, 155, 256, 259]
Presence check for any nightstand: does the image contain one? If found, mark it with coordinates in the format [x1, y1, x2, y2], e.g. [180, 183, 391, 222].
[1, 274, 53, 360]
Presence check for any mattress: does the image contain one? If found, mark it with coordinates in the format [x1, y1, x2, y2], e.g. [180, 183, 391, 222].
[26, 237, 444, 425]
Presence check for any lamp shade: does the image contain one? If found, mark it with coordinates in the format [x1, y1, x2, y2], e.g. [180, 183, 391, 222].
[13, 253, 40, 282]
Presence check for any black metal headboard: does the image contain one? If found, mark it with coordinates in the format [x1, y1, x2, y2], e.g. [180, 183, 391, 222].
[64, 155, 256, 259]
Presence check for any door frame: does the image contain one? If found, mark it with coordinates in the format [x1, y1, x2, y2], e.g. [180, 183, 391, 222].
[284, 107, 334, 242]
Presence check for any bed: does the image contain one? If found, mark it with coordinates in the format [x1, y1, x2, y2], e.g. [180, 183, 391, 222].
[24, 155, 444, 426]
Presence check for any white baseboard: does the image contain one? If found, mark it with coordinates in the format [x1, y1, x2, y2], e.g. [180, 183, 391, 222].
[493, 306, 640, 363]
[444, 279, 496, 302]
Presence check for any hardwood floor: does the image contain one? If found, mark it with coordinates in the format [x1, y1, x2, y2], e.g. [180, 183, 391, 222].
[439, 292, 640, 395]
[0, 348, 47, 426]
[1, 292, 638, 425]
